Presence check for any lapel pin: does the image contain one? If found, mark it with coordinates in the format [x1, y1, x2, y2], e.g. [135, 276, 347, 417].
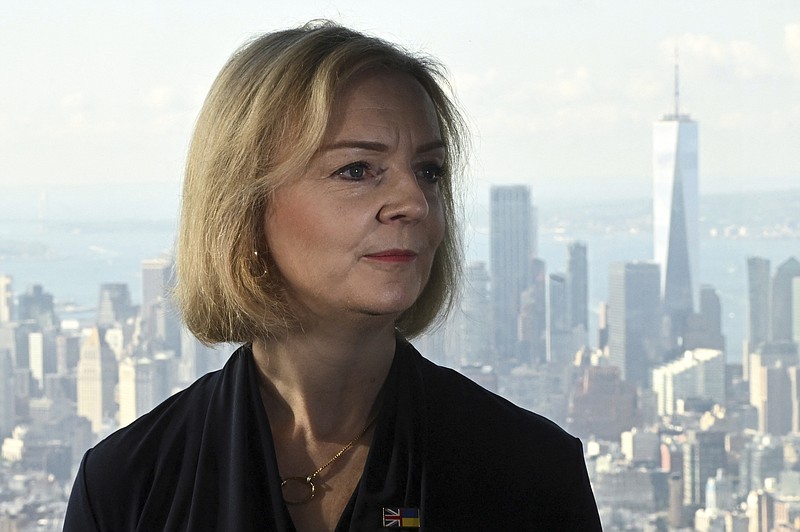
[382, 507, 420, 528]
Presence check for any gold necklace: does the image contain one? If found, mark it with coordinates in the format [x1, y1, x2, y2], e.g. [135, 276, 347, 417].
[280, 415, 378, 505]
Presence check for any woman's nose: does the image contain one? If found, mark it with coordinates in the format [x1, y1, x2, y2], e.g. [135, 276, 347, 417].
[377, 169, 430, 223]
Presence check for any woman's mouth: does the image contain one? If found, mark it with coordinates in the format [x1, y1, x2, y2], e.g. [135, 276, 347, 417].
[363, 249, 418, 263]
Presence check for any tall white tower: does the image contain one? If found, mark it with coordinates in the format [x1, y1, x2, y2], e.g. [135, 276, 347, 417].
[653, 57, 698, 340]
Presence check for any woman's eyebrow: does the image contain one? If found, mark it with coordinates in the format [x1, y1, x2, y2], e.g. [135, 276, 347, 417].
[416, 140, 445, 154]
[321, 140, 390, 152]
[320, 139, 445, 154]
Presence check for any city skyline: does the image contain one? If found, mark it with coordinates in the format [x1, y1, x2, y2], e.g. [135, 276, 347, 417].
[1, 189, 799, 528]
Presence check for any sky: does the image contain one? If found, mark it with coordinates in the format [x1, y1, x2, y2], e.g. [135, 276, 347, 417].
[1, 0, 799, 202]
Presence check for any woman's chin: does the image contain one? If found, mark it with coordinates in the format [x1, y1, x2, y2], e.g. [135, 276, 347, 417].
[349, 297, 417, 321]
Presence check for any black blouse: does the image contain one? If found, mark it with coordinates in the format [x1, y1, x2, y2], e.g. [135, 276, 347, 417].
[64, 339, 601, 531]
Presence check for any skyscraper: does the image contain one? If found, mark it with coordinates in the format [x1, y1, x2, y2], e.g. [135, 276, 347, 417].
[793, 277, 800, 345]
[0, 275, 12, 323]
[682, 431, 726, 508]
[0, 350, 14, 437]
[458, 261, 492, 366]
[17, 284, 57, 331]
[118, 356, 153, 428]
[119, 354, 172, 427]
[608, 261, 662, 388]
[97, 283, 135, 327]
[141, 258, 180, 352]
[756, 362, 793, 436]
[747, 257, 772, 349]
[77, 327, 119, 433]
[546, 273, 571, 366]
[683, 285, 725, 352]
[653, 63, 698, 341]
[748, 342, 798, 412]
[651, 348, 725, 416]
[568, 365, 638, 441]
[490, 185, 535, 366]
[141, 258, 173, 316]
[567, 242, 588, 343]
[771, 257, 800, 342]
[517, 258, 547, 366]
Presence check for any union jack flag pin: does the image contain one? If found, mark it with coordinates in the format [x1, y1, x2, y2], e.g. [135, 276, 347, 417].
[382, 507, 421, 528]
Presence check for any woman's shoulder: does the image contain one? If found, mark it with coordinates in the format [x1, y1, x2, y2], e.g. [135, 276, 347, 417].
[64, 348, 260, 530]
[401, 341, 588, 486]
[400, 342, 601, 529]
[89, 351, 239, 462]
[404, 343, 573, 447]
[68, 348, 249, 525]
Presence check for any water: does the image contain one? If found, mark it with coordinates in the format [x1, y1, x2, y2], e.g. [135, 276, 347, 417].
[1, 182, 179, 308]
[1, 182, 797, 363]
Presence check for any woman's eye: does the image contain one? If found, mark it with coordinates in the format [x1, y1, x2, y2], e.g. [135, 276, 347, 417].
[417, 165, 442, 184]
[335, 162, 371, 180]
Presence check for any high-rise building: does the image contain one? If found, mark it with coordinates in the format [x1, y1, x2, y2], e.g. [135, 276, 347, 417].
[739, 436, 784, 497]
[490, 185, 535, 366]
[793, 277, 800, 346]
[546, 273, 571, 366]
[458, 262, 492, 366]
[119, 354, 172, 428]
[699, 286, 722, 340]
[77, 327, 119, 433]
[568, 365, 638, 441]
[17, 284, 57, 331]
[620, 428, 660, 465]
[682, 430, 726, 508]
[667, 474, 686, 528]
[28, 331, 45, 391]
[748, 342, 798, 412]
[704, 468, 735, 512]
[651, 348, 725, 416]
[141, 258, 181, 352]
[683, 285, 725, 352]
[745, 257, 772, 382]
[747, 489, 776, 532]
[597, 302, 609, 351]
[789, 366, 800, 434]
[653, 64, 699, 342]
[608, 261, 662, 388]
[178, 328, 225, 385]
[55, 331, 81, 375]
[747, 257, 772, 348]
[567, 242, 588, 343]
[0, 350, 14, 437]
[0, 275, 12, 323]
[517, 258, 547, 366]
[771, 257, 800, 342]
[97, 283, 135, 327]
[757, 362, 793, 436]
[141, 258, 173, 317]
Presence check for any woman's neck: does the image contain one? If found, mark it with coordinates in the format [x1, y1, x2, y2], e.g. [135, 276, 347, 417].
[251, 320, 396, 439]
[252, 321, 397, 531]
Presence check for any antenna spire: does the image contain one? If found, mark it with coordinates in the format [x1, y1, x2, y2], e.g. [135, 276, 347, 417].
[674, 47, 680, 117]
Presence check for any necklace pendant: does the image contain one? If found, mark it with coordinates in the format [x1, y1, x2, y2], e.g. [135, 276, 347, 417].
[281, 475, 316, 505]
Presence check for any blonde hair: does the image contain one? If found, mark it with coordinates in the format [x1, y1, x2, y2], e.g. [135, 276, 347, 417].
[175, 21, 467, 344]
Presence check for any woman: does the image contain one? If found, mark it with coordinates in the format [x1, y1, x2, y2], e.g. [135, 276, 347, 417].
[65, 21, 601, 531]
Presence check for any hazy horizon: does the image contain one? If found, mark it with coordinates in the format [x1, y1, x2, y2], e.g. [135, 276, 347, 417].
[2, 1, 799, 197]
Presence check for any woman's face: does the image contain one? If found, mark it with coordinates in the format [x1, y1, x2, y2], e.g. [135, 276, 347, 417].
[264, 70, 446, 323]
